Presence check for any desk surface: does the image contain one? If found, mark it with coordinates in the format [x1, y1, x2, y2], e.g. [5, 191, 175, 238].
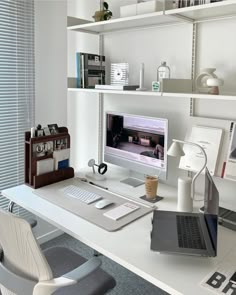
[2, 168, 236, 295]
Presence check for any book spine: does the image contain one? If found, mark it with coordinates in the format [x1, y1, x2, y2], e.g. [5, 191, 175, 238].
[76, 52, 81, 88]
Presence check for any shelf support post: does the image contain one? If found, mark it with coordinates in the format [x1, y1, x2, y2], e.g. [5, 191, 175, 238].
[190, 22, 198, 117]
[98, 34, 104, 164]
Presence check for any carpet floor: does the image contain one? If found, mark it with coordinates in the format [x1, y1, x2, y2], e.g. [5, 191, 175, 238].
[41, 234, 169, 295]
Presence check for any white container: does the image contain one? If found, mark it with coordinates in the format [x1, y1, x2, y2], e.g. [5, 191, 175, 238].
[120, 3, 137, 18]
[160, 79, 193, 93]
[177, 177, 193, 212]
[137, 0, 163, 15]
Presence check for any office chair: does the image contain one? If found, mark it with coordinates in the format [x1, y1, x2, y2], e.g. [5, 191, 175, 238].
[0, 208, 116, 295]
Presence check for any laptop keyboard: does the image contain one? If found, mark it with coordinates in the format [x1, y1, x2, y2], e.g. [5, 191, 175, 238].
[176, 215, 206, 250]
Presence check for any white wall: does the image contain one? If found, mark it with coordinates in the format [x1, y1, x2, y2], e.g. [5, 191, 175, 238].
[34, 0, 67, 240]
[35, 0, 67, 127]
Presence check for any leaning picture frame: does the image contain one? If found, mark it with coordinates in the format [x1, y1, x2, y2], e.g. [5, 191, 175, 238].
[48, 123, 59, 135]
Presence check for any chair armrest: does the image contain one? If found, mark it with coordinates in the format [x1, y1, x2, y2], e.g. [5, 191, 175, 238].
[33, 257, 102, 295]
[63, 256, 101, 281]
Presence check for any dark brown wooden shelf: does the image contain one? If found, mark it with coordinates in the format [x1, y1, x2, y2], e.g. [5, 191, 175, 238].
[25, 126, 74, 189]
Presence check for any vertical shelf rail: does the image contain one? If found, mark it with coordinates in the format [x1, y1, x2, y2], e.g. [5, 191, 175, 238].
[98, 33, 105, 164]
[190, 22, 198, 117]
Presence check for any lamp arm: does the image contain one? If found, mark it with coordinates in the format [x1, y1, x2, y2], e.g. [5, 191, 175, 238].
[172, 139, 207, 200]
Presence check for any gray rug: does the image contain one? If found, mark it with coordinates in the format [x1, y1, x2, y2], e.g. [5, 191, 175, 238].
[41, 234, 169, 295]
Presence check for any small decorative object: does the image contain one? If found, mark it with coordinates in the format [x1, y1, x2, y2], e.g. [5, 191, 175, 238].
[111, 63, 129, 85]
[157, 61, 170, 82]
[152, 81, 160, 92]
[86, 159, 107, 181]
[136, 63, 146, 91]
[206, 78, 224, 95]
[93, 2, 113, 22]
[36, 124, 43, 137]
[195, 68, 218, 93]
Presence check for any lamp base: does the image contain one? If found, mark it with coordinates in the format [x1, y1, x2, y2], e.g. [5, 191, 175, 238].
[177, 177, 193, 212]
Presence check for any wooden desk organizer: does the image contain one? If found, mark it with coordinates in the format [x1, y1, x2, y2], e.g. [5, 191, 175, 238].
[25, 127, 74, 189]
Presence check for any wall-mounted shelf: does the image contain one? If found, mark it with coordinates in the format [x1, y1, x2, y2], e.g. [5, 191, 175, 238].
[67, 12, 187, 35]
[67, 1, 236, 35]
[166, 0, 236, 22]
[67, 85, 236, 102]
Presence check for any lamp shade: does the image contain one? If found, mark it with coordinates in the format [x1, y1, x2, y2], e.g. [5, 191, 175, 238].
[167, 141, 185, 157]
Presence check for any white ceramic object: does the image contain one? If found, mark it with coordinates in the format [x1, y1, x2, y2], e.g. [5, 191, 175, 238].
[195, 68, 217, 93]
[177, 177, 193, 212]
[207, 78, 224, 95]
[207, 78, 224, 87]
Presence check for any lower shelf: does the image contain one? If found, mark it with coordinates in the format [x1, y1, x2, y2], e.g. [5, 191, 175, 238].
[26, 167, 74, 189]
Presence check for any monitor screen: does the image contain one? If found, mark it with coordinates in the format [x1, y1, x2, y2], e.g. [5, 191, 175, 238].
[104, 112, 168, 179]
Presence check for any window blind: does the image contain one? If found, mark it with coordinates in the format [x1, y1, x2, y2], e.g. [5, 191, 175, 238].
[0, 0, 35, 217]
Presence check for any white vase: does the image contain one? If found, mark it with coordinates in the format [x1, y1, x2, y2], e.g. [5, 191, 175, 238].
[195, 68, 218, 93]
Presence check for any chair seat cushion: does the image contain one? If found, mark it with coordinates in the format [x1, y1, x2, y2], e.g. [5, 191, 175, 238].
[43, 247, 116, 295]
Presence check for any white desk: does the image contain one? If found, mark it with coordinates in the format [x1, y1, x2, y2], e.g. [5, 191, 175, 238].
[2, 168, 236, 295]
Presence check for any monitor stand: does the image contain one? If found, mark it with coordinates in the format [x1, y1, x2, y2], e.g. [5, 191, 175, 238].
[120, 171, 144, 188]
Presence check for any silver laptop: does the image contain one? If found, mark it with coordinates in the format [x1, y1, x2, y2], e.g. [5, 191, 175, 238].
[150, 168, 219, 257]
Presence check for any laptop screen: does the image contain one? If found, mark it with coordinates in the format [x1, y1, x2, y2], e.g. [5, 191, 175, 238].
[204, 168, 219, 252]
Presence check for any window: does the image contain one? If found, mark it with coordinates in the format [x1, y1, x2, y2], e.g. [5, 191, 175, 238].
[0, 0, 35, 216]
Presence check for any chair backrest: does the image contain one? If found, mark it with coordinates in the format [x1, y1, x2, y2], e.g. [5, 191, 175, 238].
[0, 208, 53, 295]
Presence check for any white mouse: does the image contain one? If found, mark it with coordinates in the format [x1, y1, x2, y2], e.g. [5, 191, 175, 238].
[95, 199, 114, 209]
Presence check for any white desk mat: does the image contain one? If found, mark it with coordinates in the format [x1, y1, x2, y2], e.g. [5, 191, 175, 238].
[33, 178, 153, 232]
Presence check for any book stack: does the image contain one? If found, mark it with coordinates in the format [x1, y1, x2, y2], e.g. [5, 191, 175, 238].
[176, 0, 222, 8]
[76, 52, 106, 88]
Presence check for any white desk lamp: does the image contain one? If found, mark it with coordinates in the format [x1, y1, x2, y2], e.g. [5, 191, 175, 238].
[167, 139, 207, 211]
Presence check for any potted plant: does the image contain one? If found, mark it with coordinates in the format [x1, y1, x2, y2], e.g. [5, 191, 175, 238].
[93, 1, 113, 22]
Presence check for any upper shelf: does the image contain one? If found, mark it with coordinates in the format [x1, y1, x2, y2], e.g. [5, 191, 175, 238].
[68, 1, 236, 34]
[67, 12, 185, 34]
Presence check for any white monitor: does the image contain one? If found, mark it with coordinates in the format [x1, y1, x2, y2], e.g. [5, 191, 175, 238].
[104, 112, 168, 185]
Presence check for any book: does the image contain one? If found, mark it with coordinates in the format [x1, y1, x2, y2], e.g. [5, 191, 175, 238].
[76, 52, 106, 88]
[179, 125, 223, 175]
[224, 122, 236, 181]
[95, 84, 139, 90]
[201, 248, 236, 294]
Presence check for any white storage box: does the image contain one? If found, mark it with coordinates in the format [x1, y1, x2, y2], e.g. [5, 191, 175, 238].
[120, 3, 137, 18]
[160, 79, 193, 93]
[137, 0, 163, 15]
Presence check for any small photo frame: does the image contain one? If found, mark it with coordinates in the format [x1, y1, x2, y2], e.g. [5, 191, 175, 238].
[37, 129, 44, 137]
[43, 127, 51, 136]
[48, 124, 59, 135]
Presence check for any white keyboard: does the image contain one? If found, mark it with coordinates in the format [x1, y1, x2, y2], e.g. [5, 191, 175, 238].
[62, 185, 102, 204]
[103, 202, 140, 220]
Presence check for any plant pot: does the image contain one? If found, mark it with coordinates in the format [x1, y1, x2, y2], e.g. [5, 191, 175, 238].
[93, 10, 105, 22]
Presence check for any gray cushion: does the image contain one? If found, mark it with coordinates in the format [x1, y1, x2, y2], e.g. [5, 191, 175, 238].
[44, 247, 116, 295]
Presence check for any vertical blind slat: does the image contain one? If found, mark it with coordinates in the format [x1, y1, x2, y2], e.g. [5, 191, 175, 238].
[0, 0, 35, 220]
